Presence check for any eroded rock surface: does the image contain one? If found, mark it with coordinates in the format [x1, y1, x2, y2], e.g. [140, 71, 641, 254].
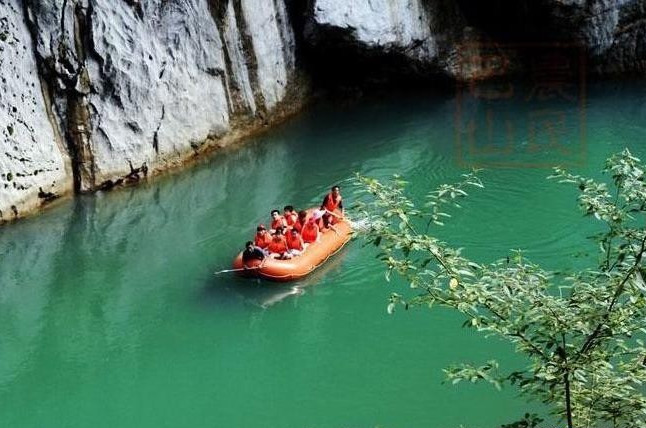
[305, 0, 646, 79]
[24, 0, 298, 192]
[310, 0, 438, 62]
[1, 0, 300, 221]
[547, 0, 646, 74]
[0, 0, 644, 223]
[241, 0, 296, 109]
[0, 0, 71, 221]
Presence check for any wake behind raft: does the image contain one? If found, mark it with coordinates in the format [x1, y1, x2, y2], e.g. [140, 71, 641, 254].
[231, 209, 352, 282]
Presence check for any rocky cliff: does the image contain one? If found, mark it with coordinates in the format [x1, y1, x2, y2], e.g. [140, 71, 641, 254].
[0, 0, 72, 220]
[305, 0, 646, 81]
[1, 0, 645, 223]
[1, 0, 302, 222]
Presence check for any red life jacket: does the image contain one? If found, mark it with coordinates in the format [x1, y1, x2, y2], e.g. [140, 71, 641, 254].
[324, 192, 342, 212]
[285, 212, 298, 226]
[254, 232, 271, 249]
[271, 216, 287, 231]
[301, 223, 319, 243]
[293, 219, 305, 233]
[286, 233, 304, 251]
[268, 236, 288, 254]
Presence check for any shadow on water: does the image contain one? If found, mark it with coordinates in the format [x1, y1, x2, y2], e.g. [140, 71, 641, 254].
[199, 246, 350, 309]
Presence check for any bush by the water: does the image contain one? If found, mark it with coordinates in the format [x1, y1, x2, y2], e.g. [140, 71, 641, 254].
[355, 149, 646, 428]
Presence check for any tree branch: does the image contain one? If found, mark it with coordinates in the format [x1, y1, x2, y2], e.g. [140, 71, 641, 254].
[577, 234, 646, 359]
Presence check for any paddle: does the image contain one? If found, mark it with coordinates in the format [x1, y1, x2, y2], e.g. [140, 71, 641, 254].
[214, 257, 267, 275]
[214, 266, 260, 275]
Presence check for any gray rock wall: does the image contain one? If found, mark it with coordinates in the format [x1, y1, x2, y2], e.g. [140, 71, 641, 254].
[549, 0, 646, 74]
[311, 0, 438, 63]
[306, 0, 646, 79]
[0, 0, 72, 221]
[1, 0, 300, 221]
[221, 0, 257, 114]
[86, 0, 231, 186]
[241, 0, 295, 109]
[1, 0, 644, 223]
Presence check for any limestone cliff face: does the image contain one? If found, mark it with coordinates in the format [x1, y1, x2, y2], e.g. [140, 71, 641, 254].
[547, 0, 646, 74]
[305, 0, 646, 79]
[0, 0, 71, 222]
[1, 0, 645, 223]
[1, 0, 301, 221]
[309, 0, 439, 62]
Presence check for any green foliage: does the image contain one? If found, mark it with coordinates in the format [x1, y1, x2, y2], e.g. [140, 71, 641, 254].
[354, 149, 646, 428]
[500, 413, 544, 428]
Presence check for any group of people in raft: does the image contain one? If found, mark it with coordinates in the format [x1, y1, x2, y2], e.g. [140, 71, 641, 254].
[242, 185, 344, 263]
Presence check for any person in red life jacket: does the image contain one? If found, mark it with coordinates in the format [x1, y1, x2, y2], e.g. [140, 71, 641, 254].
[267, 226, 291, 259]
[283, 205, 298, 227]
[293, 210, 308, 233]
[320, 185, 344, 226]
[301, 217, 320, 243]
[286, 228, 305, 256]
[270, 209, 287, 233]
[254, 224, 272, 249]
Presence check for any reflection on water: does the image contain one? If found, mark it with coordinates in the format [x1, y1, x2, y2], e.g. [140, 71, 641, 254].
[204, 279, 304, 309]
[0, 81, 645, 428]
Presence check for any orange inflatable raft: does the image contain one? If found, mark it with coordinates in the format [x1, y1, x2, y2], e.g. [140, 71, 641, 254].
[232, 212, 352, 282]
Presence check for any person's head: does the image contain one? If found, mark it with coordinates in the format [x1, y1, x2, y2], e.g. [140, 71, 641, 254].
[275, 226, 284, 235]
[298, 210, 308, 221]
[331, 185, 340, 197]
[245, 241, 254, 250]
[256, 224, 266, 233]
[290, 228, 299, 236]
[284, 205, 295, 214]
[271, 209, 280, 219]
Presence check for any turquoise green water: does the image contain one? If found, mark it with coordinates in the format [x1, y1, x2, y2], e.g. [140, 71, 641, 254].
[1, 81, 645, 428]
